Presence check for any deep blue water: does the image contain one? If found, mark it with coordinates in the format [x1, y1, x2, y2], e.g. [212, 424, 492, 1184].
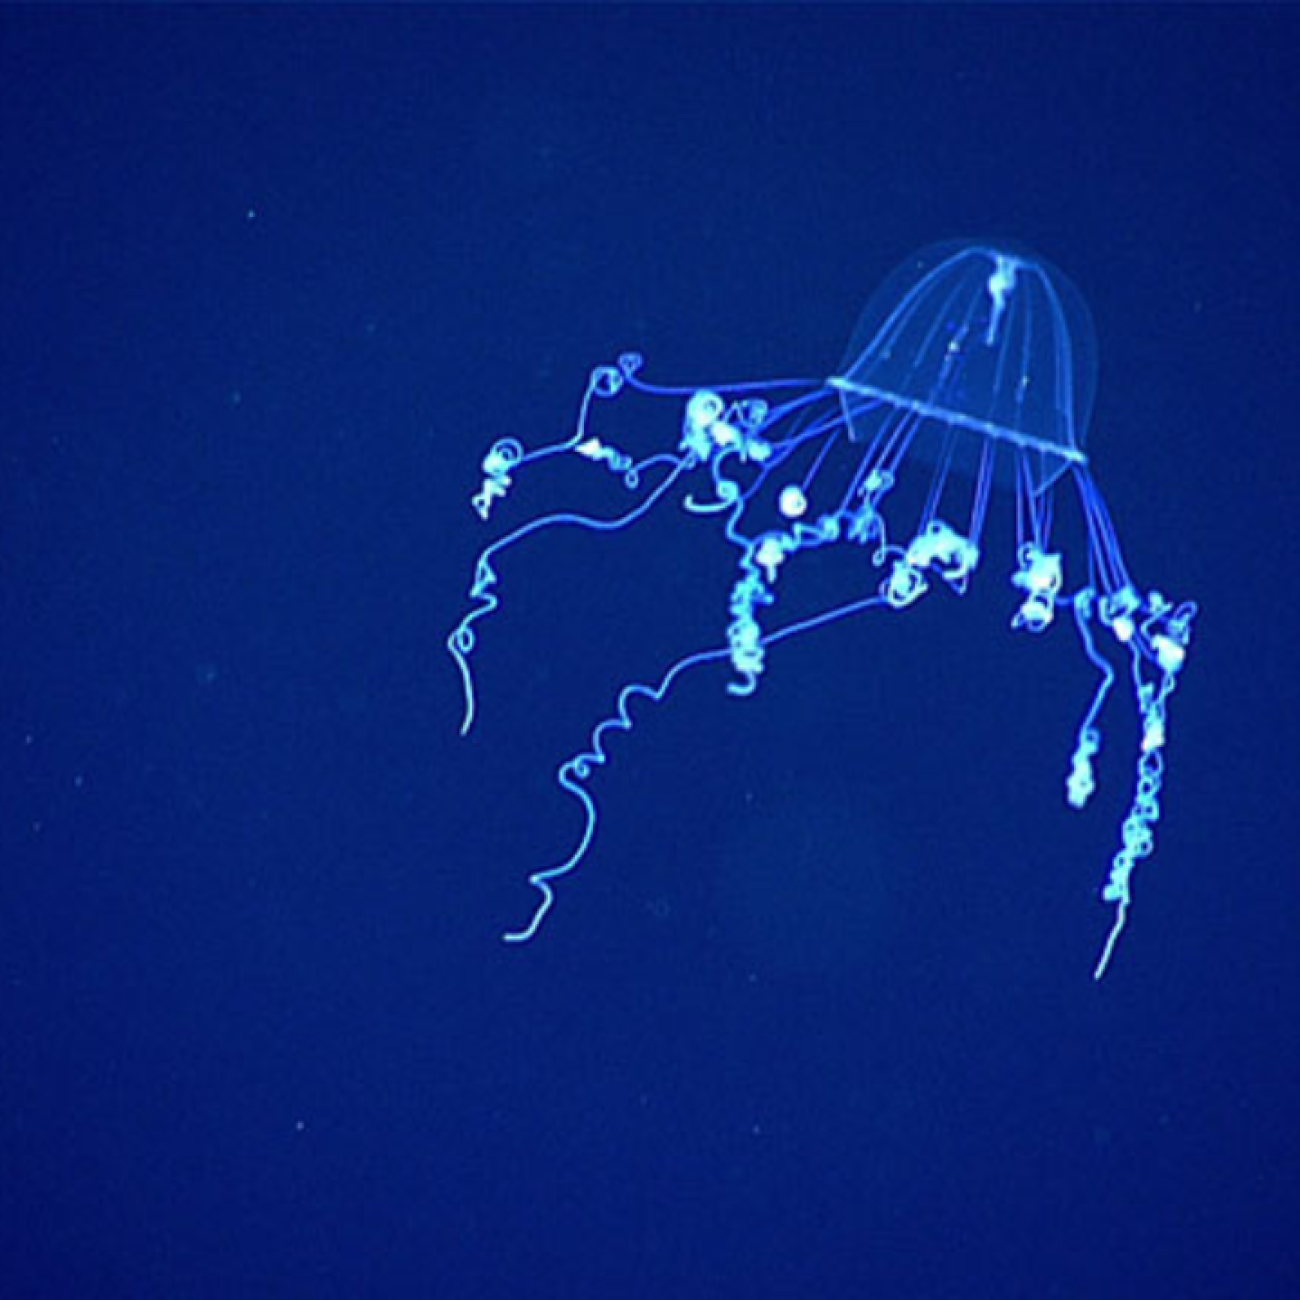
[2, 6, 1297, 1298]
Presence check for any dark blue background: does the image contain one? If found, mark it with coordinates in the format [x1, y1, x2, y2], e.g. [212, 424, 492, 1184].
[2, 6, 1296, 1298]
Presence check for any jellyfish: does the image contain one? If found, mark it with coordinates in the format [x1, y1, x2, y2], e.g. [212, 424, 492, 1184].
[448, 240, 1196, 979]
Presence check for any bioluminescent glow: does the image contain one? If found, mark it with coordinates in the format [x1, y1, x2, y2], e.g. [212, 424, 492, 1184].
[449, 241, 1196, 978]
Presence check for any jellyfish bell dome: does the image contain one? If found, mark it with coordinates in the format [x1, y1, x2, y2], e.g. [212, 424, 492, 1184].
[831, 240, 1098, 494]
